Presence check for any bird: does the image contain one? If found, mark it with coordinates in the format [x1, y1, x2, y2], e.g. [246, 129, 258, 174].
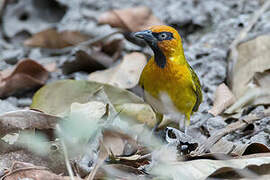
[134, 25, 202, 131]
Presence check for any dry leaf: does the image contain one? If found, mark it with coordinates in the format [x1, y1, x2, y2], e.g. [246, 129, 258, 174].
[208, 83, 235, 116]
[102, 129, 138, 157]
[210, 138, 270, 156]
[24, 28, 90, 49]
[70, 101, 107, 121]
[0, 109, 60, 137]
[100, 39, 123, 59]
[3, 161, 80, 180]
[31, 80, 143, 116]
[61, 49, 112, 74]
[94, 164, 144, 179]
[98, 6, 164, 32]
[0, 59, 49, 97]
[115, 103, 157, 128]
[88, 129, 138, 180]
[237, 143, 270, 156]
[228, 35, 270, 112]
[151, 154, 270, 179]
[89, 52, 147, 89]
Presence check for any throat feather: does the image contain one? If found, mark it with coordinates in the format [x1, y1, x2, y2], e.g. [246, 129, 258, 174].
[152, 45, 166, 68]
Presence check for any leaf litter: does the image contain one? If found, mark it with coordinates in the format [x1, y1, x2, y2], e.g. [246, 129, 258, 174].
[1, 0, 270, 179]
[0, 59, 49, 97]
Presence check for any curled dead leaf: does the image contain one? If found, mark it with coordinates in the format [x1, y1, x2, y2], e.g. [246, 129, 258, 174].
[61, 49, 112, 75]
[98, 6, 164, 32]
[210, 138, 270, 157]
[228, 34, 270, 112]
[0, 109, 60, 137]
[89, 52, 147, 89]
[24, 28, 90, 49]
[0, 59, 49, 97]
[208, 83, 235, 116]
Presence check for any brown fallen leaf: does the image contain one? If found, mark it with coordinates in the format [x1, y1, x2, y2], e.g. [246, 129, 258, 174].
[98, 6, 164, 32]
[0, 59, 49, 97]
[24, 28, 90, 49]
[61, 49, 113, 74]
[100, 39, 123, 60]
[0, 149, 65, 174]
[210, 138, 270, 157]
[102, 129, 138, 157]
[208, 83, 236, 116]
[239, 143, 270, 156]
[3, 161, 81, 180]
[0, 109, 60, 137]
[93, 164, 145, 179]
[89, 52, 147, 89]
[228, 34, 270, 112]
[88, 129, 138, 180]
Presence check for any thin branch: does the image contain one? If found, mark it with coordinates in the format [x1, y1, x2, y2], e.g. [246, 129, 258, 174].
[56, 124, 75, 180]
[0, 162, 49, 180]
[193, 108, 270, 155]
[44, 30, 123, 55]
[87, 141, 108, 180]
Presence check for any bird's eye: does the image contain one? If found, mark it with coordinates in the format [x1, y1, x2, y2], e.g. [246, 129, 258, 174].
[159, 33, 168, 40]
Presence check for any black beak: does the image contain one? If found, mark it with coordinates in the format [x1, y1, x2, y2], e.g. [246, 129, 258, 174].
[134, 30, 156, 43]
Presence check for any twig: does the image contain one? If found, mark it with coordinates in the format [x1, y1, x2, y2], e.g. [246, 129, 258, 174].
[111, 10, 132, 32]
[225, 88, 268, 114]
[56, 124, 75, 180]
[0, 161, 49, 180]
[87, 141, 108, 180]
[193, 108, 270, 155]
[43, 30, 123, 55]
[227, 0, 270, 86]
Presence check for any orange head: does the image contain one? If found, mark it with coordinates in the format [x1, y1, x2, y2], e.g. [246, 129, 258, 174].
[134, 25, 184, 68]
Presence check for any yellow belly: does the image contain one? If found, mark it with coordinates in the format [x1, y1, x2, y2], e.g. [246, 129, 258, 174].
[139, 58, 197, 120]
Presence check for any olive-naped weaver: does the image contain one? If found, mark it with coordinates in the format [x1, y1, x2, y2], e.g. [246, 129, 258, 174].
[134, 25, 202, 130]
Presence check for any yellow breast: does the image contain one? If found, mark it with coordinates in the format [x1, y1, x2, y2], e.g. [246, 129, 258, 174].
[139, 57, 197, 120]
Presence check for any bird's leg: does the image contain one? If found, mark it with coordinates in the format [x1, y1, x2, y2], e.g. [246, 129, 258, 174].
[178, 115, 186, 133]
